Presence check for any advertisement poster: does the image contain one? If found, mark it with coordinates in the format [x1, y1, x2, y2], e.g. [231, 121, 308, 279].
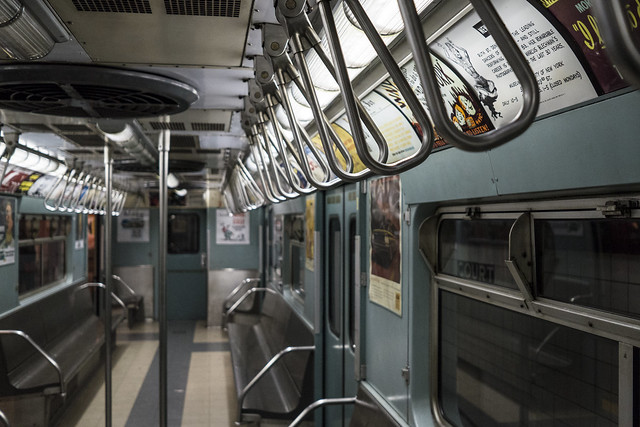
[430, 0, 598, 124]
[369, 175, 402, 316]
[532, 0, 628, 93]
[305, 195, 315, 271]
[0, 197, 16, 266]
[216, 209, 250, 245]
[117, 209, 150, 243]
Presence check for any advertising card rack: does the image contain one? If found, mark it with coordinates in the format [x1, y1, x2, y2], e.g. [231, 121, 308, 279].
[398, 0, 539, 152]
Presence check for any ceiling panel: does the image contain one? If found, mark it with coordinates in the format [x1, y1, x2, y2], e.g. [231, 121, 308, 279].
[48, 0, 253, 66]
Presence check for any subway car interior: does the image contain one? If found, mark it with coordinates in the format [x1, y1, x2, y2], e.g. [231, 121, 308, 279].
[0, 0, 639, 426]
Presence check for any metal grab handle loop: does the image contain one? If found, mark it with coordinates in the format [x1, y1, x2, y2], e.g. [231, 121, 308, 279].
[221, 277, 261, 328]
[315, 0, 401, 175]
[397, 0, 539, 152]
[63, 168, 86, 212]
[274, 66, 341, 190]
[591, 0, 640, 88]
[252, 122, 287, 201]
[0, 409, 9, 427]
[236, 159, 266, 209]
[340, 0, 434, 172]
[249, 133, 281, 204]
[257, 118, 300, 199]
[0, 330, 65, 397]
[78, 282, 128, 313]
[44, 167, 72, 212]
[263, 95, 316, 195]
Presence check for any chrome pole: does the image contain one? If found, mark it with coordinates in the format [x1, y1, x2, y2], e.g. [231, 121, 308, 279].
[103, 143, 113, 427]
[158, 129, 170, 427]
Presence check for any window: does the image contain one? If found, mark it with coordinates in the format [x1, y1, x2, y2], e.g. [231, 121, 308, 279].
[423, 198, 640, 427]
[328, 217, 342, 338]
[18, 214, 70, 296]
[168, 213, 199, 254]
[287, 214, 305, 297]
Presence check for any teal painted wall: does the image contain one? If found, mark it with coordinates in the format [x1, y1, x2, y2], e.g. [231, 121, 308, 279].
[208, 207, 261, 270]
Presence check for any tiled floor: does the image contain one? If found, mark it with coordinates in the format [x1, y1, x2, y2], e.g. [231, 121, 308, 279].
[56, 320, 238, 427]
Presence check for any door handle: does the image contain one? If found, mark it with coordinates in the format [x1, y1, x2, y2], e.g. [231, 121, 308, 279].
[201, 253, 207, 269]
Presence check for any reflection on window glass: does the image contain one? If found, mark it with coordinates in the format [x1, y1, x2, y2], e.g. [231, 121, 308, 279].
[290, 242, 305, 296]
[18, 214, 69, 296]
[536, 219, 640, 319]
[439, 219, 516, 289]
[348, 216, 357, 351]
[168, 213, 199, 254]
[328, 218, 342, 338]
[440, 291, 618, 427]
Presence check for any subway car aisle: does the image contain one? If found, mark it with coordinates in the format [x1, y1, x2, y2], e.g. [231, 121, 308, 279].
[56, 321, 237, 427]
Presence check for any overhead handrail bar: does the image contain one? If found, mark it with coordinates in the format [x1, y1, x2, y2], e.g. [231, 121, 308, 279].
[288, 397, 357, 427]
[397, 0, 539, 152]
[0, 409, 8, 427]
[236, 345, 315, 425]
[591, 0, 640, 88]
[0, 330, 65, 397]
[280, 2, 434, 175]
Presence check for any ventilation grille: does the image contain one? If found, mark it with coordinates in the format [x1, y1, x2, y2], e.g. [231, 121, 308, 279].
[171, 135, 199, 148]
[72, 0, 152, 13]
[54, 124, 92, 132]
[191, 122, 225, 131]
[63, 134, 107, 147]
[0, 65, 198, 119]
[149, 121, 186, 130]
[164, 0, 241, 17]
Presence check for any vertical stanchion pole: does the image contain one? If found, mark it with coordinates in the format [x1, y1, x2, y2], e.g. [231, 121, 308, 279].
[103, 142, 113, 427]
[158, 130, 170, 427]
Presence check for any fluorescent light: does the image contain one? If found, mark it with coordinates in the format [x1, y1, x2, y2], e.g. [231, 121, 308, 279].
[174, 188, 187, 197]
[167, 173, 179, 189]
[0, 0, 56, 60]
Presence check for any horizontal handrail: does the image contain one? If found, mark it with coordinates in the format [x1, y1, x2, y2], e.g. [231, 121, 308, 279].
[111, 274, 138, 299]
[398, 0, 539, 152]
[236, 345, 315, 425]
[78, 282, 128, 313]
[288, 396, 357, 427]
[591, 0, 640, 88]
[223, 287, 279, 330]
[0, 330, 65, 398]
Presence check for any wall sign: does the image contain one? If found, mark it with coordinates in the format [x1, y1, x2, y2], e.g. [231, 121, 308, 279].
[0, 197, 16, 266]
[216, 209, 250, 245]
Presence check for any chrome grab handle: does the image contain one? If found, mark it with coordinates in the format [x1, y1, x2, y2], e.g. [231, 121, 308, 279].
[398, 0, 539, 152]
[248, 135, 281, 204]
[284, 1, 433, 175]
[0, 330, 65, 398]
[288, 397, 357, 427]
[222, 278, 261, 311]
[236, 345, 315, 425]
[236, 158, 266, 209]
[591, 0, 640, 88]
[255, 118, 300, 199]
[44, 166, 74, 212]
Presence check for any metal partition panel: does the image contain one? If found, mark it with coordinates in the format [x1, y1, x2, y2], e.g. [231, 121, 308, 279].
[207, 269, 259, 326]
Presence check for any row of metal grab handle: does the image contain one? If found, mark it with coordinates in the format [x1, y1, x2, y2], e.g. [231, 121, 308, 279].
[223, 0, 540, 213]
[43, 161, 127, 216]
[225, 0, 640, 213]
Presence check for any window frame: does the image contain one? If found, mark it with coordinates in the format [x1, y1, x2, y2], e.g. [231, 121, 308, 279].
[420, 196, 640, 427]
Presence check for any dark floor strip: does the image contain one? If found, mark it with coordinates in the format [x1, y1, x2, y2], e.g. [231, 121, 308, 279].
[125, 321, 195, 427]
[118, 332, 160, 341]
[192, 342, 230, 352]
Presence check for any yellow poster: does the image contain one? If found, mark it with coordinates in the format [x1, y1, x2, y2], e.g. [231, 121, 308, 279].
[305, 195, 315, 271]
